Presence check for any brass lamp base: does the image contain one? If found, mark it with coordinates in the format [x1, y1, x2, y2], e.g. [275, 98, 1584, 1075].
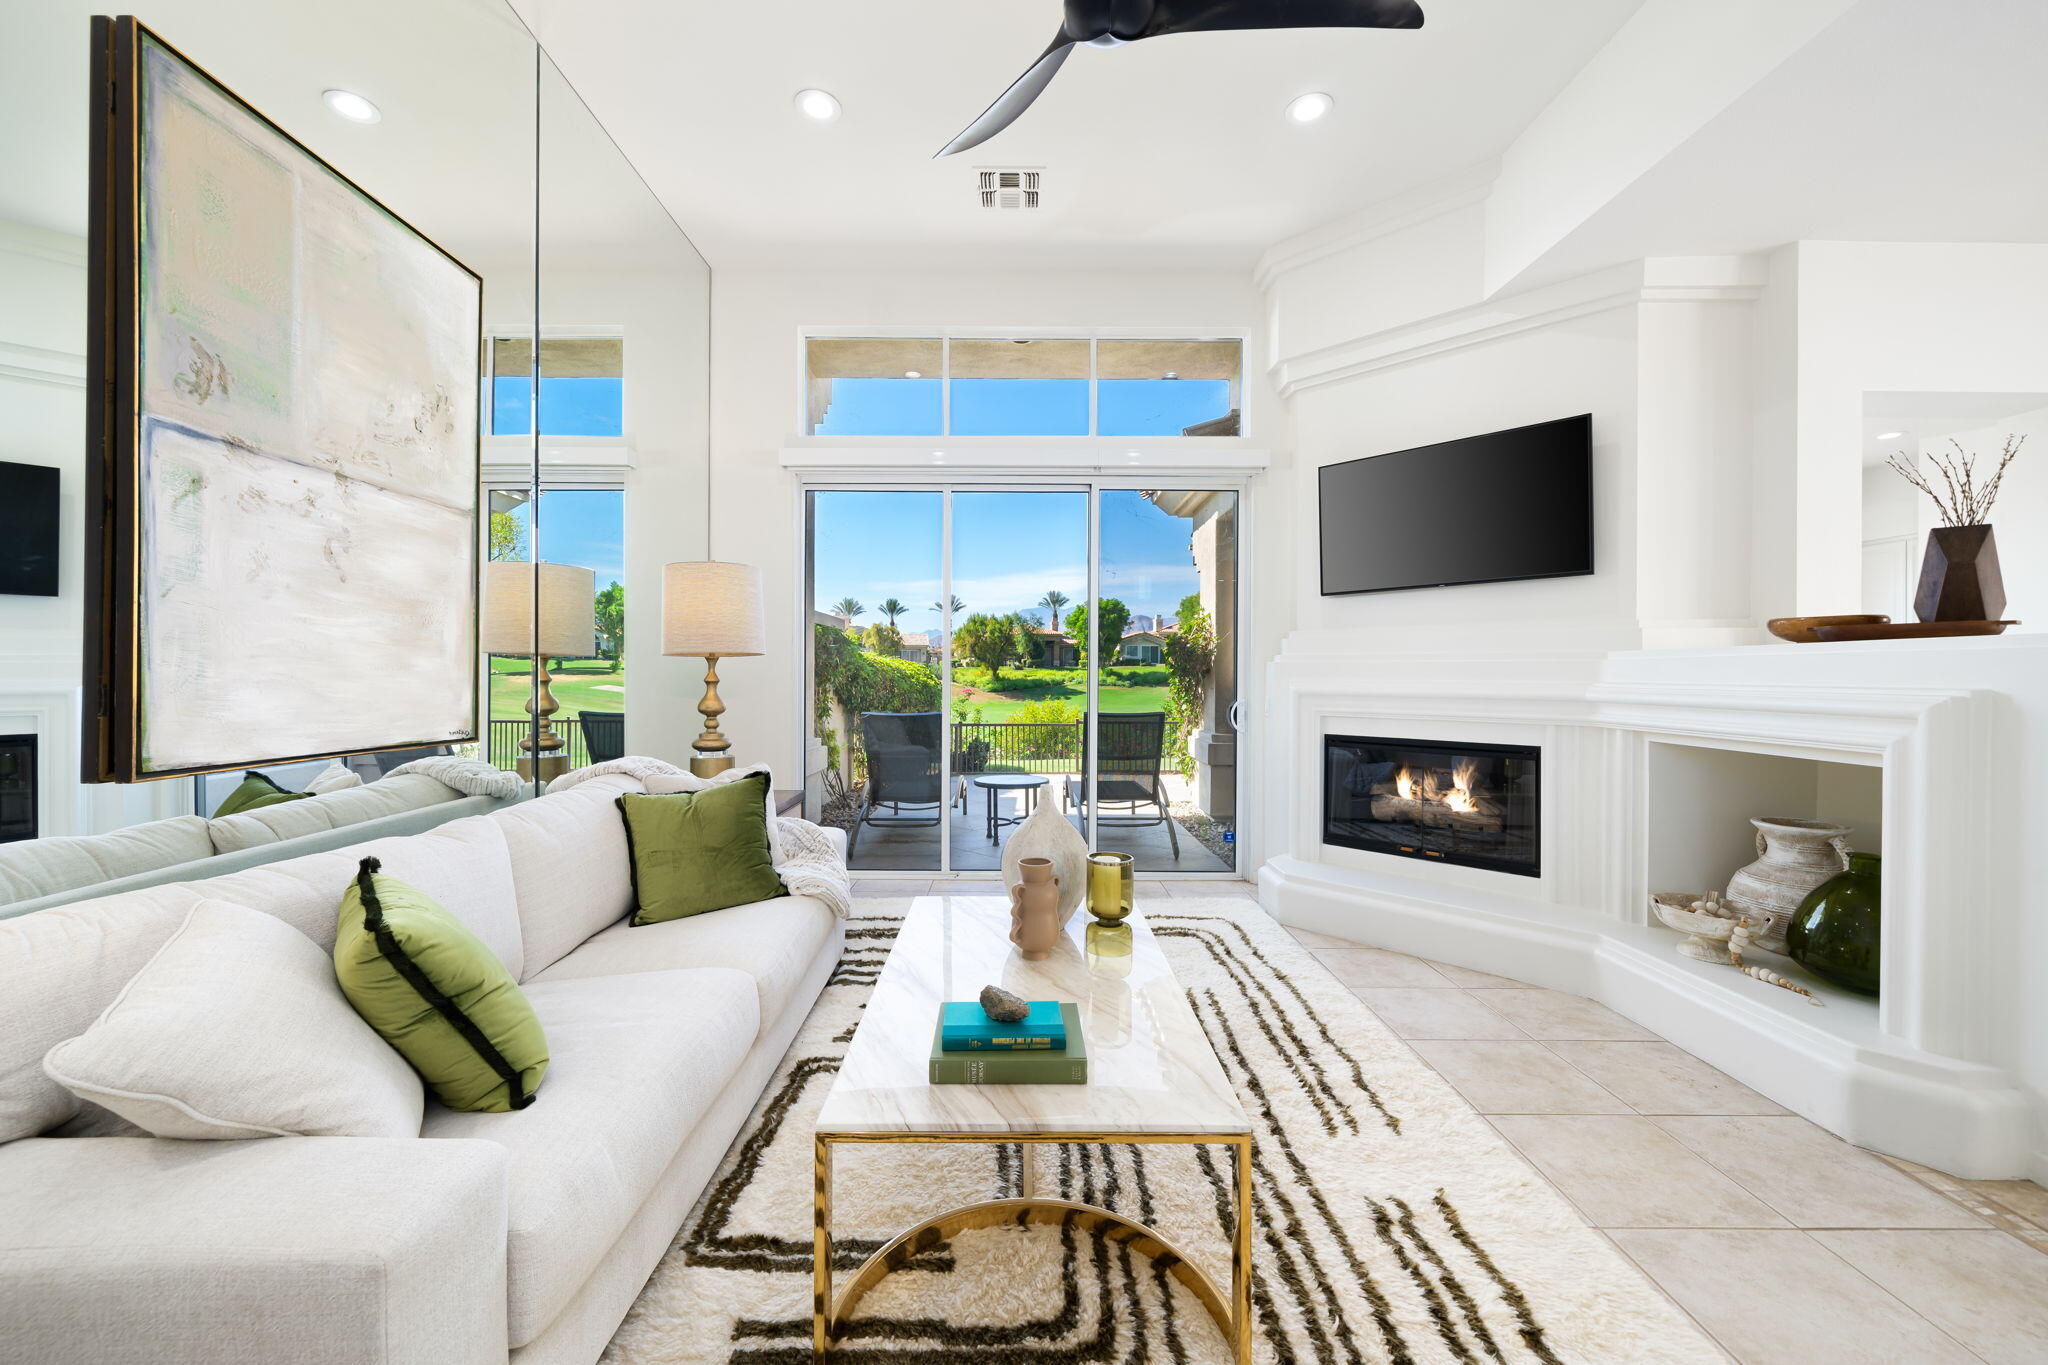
[518, 753, 570, 783]
[689, 654, 738, 779]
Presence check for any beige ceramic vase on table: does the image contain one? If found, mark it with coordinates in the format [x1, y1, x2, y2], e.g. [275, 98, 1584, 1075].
[1008, 857, 1063, 960]
[1725, 818, 1852, 953]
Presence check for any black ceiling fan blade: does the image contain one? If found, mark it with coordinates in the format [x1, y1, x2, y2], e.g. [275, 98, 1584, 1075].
[1139, 0, 1424, 38]
[935, 34, 1078, 158]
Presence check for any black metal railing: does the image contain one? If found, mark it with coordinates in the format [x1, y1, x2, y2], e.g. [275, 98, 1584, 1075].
[485, 718, 591, 772]
[950, 720, 1080, 775]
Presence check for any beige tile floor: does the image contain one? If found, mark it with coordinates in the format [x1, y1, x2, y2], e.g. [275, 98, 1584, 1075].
[853, 880, 2048, 1365]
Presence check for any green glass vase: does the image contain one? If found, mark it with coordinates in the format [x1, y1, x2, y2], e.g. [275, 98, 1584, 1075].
[1786, 851, 1881, 997]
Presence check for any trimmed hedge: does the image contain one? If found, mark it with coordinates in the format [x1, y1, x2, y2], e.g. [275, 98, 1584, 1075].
[814, 624, 941, 785]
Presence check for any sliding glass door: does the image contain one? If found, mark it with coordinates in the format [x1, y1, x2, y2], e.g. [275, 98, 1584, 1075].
[807, 483, 1240, 877]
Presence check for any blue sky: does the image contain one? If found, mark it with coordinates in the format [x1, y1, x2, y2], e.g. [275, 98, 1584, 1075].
[497, 490, 625, 590]
[811, 489, 1205, 632]
[815, 376, 1231, 438]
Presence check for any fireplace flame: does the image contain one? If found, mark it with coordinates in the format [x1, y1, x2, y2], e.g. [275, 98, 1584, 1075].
[1442, 757, 1481, 814]
[1394, 767, 1415, 801]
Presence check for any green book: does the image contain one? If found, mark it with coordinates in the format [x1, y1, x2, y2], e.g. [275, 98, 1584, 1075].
[929, 1002, 1086, 1084]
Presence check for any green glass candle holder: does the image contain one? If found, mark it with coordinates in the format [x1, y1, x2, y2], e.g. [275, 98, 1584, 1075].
[1087, 852, 1133, 925]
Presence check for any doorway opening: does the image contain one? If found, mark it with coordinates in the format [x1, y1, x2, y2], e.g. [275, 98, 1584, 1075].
[805, 484, 1240, 876]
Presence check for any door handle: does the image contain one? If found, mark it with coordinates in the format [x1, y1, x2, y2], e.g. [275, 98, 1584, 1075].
[1227, 699, 1244, 733]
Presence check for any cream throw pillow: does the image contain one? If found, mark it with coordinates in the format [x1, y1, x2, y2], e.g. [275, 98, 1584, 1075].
[43, 899, 424, 1140]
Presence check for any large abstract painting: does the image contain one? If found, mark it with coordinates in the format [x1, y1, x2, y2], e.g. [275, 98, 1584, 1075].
[86, 18, 481, 781]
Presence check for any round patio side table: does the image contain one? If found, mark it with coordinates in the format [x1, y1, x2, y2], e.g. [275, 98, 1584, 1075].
[972, 774, 1048, 841]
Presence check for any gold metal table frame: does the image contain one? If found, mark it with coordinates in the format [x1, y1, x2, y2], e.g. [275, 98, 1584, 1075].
[812, 1128, 1254, 1363]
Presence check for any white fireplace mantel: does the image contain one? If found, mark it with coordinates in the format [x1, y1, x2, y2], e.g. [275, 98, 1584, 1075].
[1258, 634, 2046, 1179]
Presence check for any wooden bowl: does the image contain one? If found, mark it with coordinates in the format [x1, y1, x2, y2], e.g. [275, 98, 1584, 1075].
[1810, 619, 2018, 642]
[1768, 614, 1889, 644]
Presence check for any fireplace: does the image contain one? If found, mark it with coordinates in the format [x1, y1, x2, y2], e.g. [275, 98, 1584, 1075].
[1323, 734, 1540, 876]
[0, 733, 35, 844]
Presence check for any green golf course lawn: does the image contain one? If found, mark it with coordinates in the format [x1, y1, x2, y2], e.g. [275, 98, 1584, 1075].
[950, 665, 1168, 721]
[488, 657, 627, 721]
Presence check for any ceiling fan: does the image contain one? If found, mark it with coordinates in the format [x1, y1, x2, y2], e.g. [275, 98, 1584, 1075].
[936, 0, 1426, 158]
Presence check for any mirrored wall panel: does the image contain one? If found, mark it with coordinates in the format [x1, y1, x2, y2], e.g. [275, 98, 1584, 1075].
[0, 3, 708, 916]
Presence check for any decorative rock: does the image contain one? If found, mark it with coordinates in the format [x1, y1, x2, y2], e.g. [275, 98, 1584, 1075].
[979, 985, 1029, 1023]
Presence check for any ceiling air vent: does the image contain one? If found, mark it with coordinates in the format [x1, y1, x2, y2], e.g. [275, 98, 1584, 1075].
[977, 168, 1042, 210]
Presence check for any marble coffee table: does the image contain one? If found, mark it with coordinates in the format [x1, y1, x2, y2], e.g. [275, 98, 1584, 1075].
[812, 894, 1253, 1361]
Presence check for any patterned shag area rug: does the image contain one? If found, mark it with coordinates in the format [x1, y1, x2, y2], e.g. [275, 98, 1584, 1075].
[603, 896, 1721, 1364]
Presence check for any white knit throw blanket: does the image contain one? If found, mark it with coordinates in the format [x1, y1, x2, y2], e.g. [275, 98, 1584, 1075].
[384, 756, 524, 800]
[549, 758, 853, 919]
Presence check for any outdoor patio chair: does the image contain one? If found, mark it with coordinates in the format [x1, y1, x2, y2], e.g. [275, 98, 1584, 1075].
[850, 711, 945, 857]
[579, 710, 626, 765]
[1063, 711, 1180, 857]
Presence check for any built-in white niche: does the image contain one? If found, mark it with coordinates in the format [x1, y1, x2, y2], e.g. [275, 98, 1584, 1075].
[1859, 390, 2048, 623]
[1645, 738, 1882, 997]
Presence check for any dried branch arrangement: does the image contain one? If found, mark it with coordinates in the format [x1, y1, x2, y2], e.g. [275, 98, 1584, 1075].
[1886, 434, 2026, 527]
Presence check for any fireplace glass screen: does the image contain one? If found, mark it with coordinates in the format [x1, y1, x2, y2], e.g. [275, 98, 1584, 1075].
[1324, 735, 1539, 876]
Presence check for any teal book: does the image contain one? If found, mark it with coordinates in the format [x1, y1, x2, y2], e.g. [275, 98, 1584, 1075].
[930, 1003, 1086, 1084]
[940, 999, 1066, 1051]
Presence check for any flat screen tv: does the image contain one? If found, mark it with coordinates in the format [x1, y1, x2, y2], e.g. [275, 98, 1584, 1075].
[1319, 414, 1593, 596]
[0, 461, 59, 597]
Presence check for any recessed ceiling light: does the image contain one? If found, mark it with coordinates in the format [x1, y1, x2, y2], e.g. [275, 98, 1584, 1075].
[322, 89, 381, 124]
[793, 89, 841, 122]
[1286, 92, 1334, 125]
[904, 370, 922, 379]
[1876, 430, 1905, 440]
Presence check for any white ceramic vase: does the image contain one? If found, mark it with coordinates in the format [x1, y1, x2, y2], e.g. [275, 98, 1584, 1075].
[1001, 795, 1089, 923]
[1725, 818, 1851, 953]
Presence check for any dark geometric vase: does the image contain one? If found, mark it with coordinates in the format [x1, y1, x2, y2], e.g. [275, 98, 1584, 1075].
[1914, 524, 2005, 622]
[1786, 851, 1881, 997]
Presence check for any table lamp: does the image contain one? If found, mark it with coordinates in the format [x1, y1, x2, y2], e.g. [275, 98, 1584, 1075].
[663, 561, 765, 777]
[483, 560, 595, 782]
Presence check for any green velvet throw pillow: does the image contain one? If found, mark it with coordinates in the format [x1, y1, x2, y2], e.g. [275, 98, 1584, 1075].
[334, 857, 548, 1112]
[212, 770, 313, 818]
[618, 773, 786, 925]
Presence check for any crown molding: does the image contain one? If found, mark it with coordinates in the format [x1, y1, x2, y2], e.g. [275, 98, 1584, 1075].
[1269, 255, 1766, 397]
[0, 340, 86, 391]
[0, 218, 87, 268]
[1253, 161, 1500, 294]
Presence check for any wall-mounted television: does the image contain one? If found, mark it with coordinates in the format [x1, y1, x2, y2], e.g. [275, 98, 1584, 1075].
[1319, 414, 1594, 596]
[0, 461, 59, 597]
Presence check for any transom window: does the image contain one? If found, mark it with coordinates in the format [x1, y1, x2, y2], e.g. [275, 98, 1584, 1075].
[803, 335, 1242, 438]
[489, 335, 625, 437]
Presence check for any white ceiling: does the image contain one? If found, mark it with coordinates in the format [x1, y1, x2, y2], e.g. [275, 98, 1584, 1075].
[517, 0, 1645, 270]
[1862, 392, 2048, 466]
[1513, 0, 2048, 291]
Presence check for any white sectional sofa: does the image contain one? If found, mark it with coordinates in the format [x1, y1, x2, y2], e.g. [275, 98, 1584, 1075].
[0, 772, 491, 917]
[0, 772, 846, 1365]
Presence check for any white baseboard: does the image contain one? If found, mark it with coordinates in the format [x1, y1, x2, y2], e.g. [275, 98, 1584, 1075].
[1260, 855, 2035, 1180]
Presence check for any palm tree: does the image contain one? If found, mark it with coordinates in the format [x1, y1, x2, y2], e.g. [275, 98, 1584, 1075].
[877, 597, 909, 628]
[1039, 590, 1069, 623]
[930, 595, 966, 618]
[830, 597, 865, 626]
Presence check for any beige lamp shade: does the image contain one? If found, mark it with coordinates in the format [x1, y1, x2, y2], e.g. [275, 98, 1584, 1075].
[482, 561, 596, 658]
[663, 561, 765, 657]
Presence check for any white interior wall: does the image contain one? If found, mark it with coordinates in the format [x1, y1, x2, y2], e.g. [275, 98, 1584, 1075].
[707, 267, 1285, 832]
